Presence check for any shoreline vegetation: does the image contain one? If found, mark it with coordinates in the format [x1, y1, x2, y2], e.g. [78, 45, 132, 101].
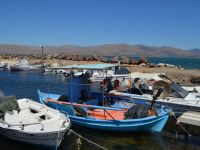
[0, 54, 200, 86]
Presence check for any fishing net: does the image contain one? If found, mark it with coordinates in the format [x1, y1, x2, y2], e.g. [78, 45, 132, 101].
[0, 95, 20, 118]
[124, 104, 149, 119]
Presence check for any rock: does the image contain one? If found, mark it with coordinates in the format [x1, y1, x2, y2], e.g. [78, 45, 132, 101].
[92, 55, 99, 61]
[111, 56, 120, 63]
[190, 77, 200, 84]
[77, 55, 84, 61]
[156, 63, 165, 67]
[62, 55, 70, 60]
[148, 64, 156, 68]
[57, 55, 66, 59]
[82, 56, 87, 61]
[83, 56, 89, 61]
[85, 56, 93, 61]
[52, 54, 59, 59]
[2, 55, 9, 59]
[129, 58, 137, 65]
[120, 56, 130, 64]
[137, 58, 148, 65]
[165, 64, 176, 68]
[0, 61, 6, 68]
[72, 55, 83, 61]
[46, 54, 53, 59]
[156, 63, 176, 68]
[96, 56, 103, 62]
[139, 63, 147, 66]
[101, 57, 109, 63]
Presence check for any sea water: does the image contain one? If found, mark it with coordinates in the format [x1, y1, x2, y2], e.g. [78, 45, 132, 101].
[0, 70, 200, 150]
[146, 57, 200, 69]
[106, 57, 200, 69]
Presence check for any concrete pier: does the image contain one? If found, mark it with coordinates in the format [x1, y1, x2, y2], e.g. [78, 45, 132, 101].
[178, 111, 200, 126]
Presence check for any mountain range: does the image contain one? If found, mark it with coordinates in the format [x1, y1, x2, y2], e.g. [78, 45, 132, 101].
[0, 44, 199, 57]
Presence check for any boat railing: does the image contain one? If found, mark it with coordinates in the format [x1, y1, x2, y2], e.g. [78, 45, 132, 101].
[0, 120, 44, 130]
[85, 108, 117, 120]
[47, 99, 124, 120]
[47, 99, 125, 110]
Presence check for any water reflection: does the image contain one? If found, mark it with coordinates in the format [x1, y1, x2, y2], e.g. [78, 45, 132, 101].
[0, 70, 200, 150]
[62, 126, 171, 150]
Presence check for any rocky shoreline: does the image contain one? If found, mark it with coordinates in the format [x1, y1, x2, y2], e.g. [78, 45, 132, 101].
[0, 54, 199, 85]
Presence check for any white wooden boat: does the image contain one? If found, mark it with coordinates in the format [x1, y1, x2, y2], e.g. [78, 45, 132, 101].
[108, 81, 200, 113]
[10, 59, 43, 71]
[47, 63, 130, 82]
[0, 61, 6, 68]
[0, 96, 71, 148]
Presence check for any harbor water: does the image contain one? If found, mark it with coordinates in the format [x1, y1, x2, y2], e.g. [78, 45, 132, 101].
[106, 57, 200, 69]
[143, 57, 200, 69]
[0, 70, 200, 150]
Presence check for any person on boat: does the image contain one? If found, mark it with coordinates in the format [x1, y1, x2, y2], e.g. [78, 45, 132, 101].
[106, 78, 113, 93]
[120, 77, 130, 91]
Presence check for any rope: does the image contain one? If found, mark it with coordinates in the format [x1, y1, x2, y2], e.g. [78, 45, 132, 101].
[170, 112, 192, 137]
[132, 82, 144, 95]
[69, 129, 109, 150]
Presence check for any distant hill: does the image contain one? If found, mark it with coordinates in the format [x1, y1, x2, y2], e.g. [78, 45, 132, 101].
[0, 44, 199, 57]
[189, 48, 200, 55]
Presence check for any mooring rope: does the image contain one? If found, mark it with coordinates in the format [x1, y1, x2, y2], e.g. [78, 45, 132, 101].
[170, 112, 192, 137]
[68, 129, 109, 150]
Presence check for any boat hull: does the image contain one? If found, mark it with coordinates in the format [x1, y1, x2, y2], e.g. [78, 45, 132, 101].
[0, 126, 67, 148]
[46, 101, 169, 133]
[109, 93, 200, 113]
[69, 114, 169, 132]
[38, 90, 169, 132]
[0, 98, 71, 148]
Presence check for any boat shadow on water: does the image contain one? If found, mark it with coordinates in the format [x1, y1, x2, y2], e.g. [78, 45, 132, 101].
[1, 124, 200, 150]
[58, 119, 200, 150]
[60, 125, 169, 150]
[0, 135, 55, 150]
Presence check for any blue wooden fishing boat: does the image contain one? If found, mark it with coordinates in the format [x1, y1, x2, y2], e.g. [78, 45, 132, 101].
[37, 90, 170, 132]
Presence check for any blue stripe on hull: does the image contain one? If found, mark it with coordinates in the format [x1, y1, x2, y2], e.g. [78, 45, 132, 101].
[46, 101, 169, 132]
[69, 113, 169, 132]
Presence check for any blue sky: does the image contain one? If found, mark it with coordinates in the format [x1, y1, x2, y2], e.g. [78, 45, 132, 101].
[0, 0, 199, 49]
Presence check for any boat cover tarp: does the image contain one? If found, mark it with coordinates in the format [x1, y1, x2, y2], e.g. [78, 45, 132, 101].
[0, 96, 20, 117]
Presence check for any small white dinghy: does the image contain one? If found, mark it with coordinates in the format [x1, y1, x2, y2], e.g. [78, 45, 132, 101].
[0, 96, 71, 148]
